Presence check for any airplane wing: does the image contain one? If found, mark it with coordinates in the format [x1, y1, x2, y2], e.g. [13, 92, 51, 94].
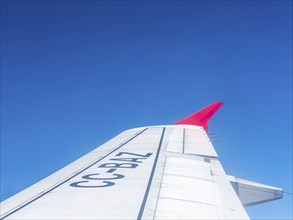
[0, 102, 282, 219]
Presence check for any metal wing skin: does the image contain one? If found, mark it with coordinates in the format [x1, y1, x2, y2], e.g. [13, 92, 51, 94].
[0, 102, 282, 219]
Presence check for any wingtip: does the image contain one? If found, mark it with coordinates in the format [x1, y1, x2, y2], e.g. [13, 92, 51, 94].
[175, 101, 224, 131]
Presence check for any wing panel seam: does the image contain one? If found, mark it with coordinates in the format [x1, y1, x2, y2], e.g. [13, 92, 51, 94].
[137, 127, 166, 220]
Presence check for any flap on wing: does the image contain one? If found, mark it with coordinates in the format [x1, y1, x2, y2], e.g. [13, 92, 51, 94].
[228, 175, 283, 207]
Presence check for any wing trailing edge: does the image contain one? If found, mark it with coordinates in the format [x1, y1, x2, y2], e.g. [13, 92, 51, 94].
[175, 102, 224, 131]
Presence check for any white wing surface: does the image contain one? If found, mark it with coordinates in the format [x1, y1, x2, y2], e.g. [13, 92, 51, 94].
[0, 102, 282, 219]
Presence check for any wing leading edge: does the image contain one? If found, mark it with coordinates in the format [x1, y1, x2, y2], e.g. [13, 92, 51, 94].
[0, 102, 282, 219]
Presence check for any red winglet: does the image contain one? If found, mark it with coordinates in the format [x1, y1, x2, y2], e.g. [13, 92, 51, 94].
[175, 102, 224, 131]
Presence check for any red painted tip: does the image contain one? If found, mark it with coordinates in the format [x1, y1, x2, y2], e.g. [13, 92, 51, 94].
[175, 102, 224, 131]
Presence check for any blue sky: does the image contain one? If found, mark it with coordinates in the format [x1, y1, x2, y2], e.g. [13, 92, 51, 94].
[1, 1, 292, 219]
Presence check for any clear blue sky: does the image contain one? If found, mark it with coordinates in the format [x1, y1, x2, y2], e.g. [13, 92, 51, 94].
[1, 1, 292, 219]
